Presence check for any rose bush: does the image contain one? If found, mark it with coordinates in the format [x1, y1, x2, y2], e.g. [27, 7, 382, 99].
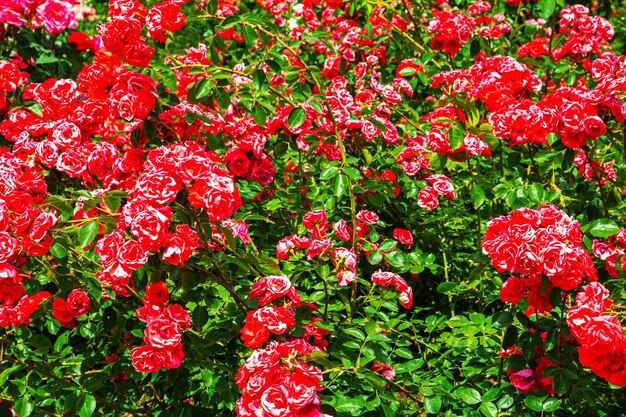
[3, 0, 626, 415]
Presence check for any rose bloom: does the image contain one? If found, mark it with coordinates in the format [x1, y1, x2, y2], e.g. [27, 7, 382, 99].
[143, 282, 169, 307]
[249, 275, 301, 306]
[356, 210, 379, 225]
[130, 345, 163, 373]
[509, 369, 536, 393]
[418, 187, 439, 210]
[500, 277, 526, 304]
[393, 228, 413, 246]
[66, 288, 90, 316]
[52, 298, 76, 328]
[144, 318, 181, 348]
[371, 362, 395, 380]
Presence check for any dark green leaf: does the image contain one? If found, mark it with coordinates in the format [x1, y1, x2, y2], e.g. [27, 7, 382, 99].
[77, 394, 96, 417]
[78, 222, 99, 248]
[424, 396, 442, 414]
[288, 107, 307, 129]
[333, 174, 348, 198]
[456, 387, 481, 405]
[13, 396, 33, 417]
[320, 166, 340, 180]
[588, 219, 620, 238]
[479, 401, 497, 417]
[539, 0, 556, 20]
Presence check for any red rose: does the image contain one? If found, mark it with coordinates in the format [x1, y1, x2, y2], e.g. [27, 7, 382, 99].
[417, 187, 439, 210]
[260, 385, 291, 416]
[500, 277, 526, 304]
[0, 232, 17, 263]
[160, 342, 185, 369]
[130, 345, 163, 373]
[66, 289, 90, 316]
[130, 207, 171, 252]
[52, 298, 76, 328]
[241, 313, 270, 349]
[144, 318, 181, 348]
[356, 210, 379, 225]
[393, 228, 413, 246]
[117, 239, 150, 271]
[143, 282, 169, 307]
[0, 280, 26, 306]
[163, 304, 190, 328]
[302, 210, 329, 240]
[224, 148, 253, 179]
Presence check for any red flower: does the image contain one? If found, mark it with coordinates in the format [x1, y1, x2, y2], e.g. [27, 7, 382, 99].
[392, 228, 413, 246]
[144, 318, 182, 348]
[143, 282, 169, 307]
[66, 289, 90, 316]
[52, 298, 76, 328]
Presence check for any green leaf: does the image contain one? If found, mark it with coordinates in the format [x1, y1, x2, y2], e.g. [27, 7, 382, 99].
[384, 251, 404, 268]
[379, 240, 397, 252]
[456, 387, 481, 405]
[528, 183, 544, 202]
[78, 222, 99, 248]
[242, 25, 257, 48]
[543, 398, 561, 412]
[320, 166, 340, 180]
[492, 311, 512, 330]
[50, 242, 68, 260]
[524, 396, 544, 412]
[588, 219, 620, 238]
[77, 394, 96, 417]
[193, 305, 209, 328]
[333, 174, 348, 198]
[479, 401, 497, 417]
[342, 166, 362, 180]
[13, 396, 33, 417]
[424, 396, 442, 414]
[472, 185, 485, 209]
[253, 69, 268, 91]
[399, 67, 417, 77]
[252, 106, 268, 128]
[334, 396, 367, 416]
[344, 328, 365, 341]
[160, 69, 178, 93]
[437, 282, 457, 294]
[207, 0, 218, 14]
[368, 251, 383, 265]
[539, 0, 556, 20]
[553, 373, 569, 395]
[502, 325, 518, 350]
[288, 107, 307, 129]
[449, 127, 464, 151]
[196, 79, 212, 99]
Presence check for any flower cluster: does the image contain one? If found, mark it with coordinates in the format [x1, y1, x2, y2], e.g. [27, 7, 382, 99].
[52, 288, 91, 328]
[238, 274, 329, 416]
[428, 11, 474, 57]
[241, 275, 301, 349]
[592, 229, 626, 278]
[482, 205, 597, 313]
[130, 282, 190, 373]
[0, 61, 28, 106]
[235, 340, 328, 417]
[567, 282, 626, 386]
[0, 0, 78, 35]
[553, 5, 613, 60]
[0, 144, 57, 328]
[371, 270, 413, 309]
